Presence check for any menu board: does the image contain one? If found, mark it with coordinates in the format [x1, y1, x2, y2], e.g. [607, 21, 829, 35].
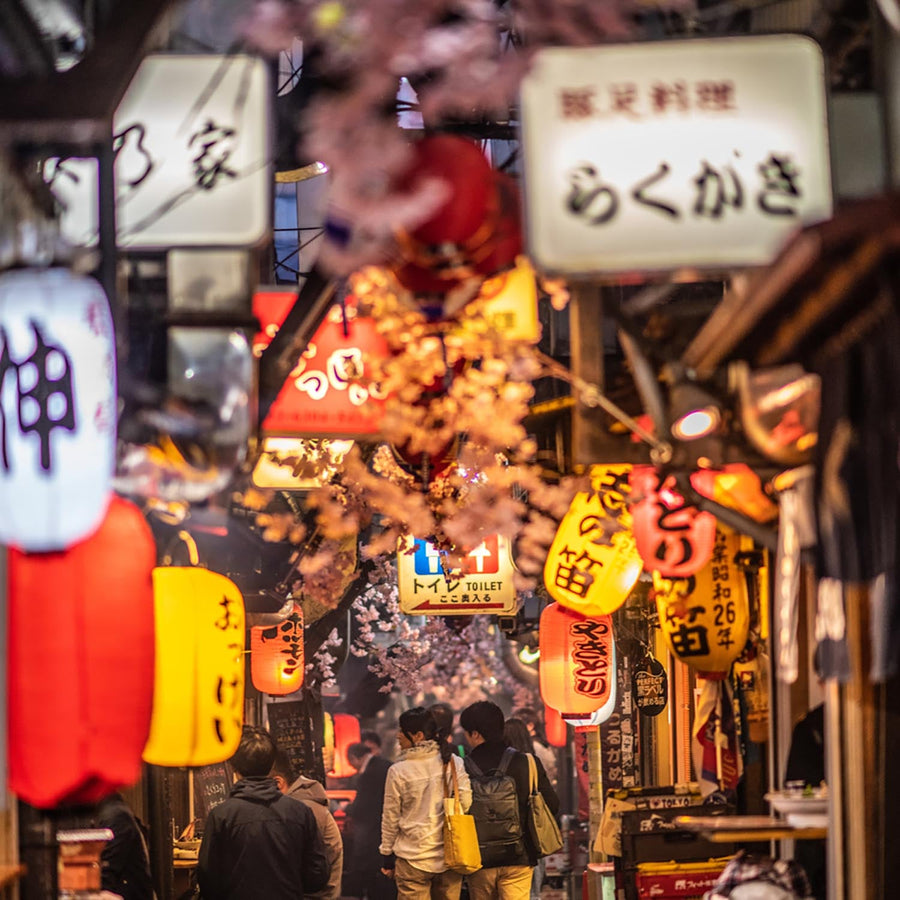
[599, 651, 640, 792]
[267, 696, 326, 785]
[193, 762, 233, 823]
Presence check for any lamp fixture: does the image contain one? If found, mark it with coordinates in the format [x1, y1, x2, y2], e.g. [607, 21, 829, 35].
[669, 380, 722, 441]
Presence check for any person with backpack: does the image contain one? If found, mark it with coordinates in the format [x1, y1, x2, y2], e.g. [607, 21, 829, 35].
[379, 707, 472, 900]
[460, 702, 560, 900]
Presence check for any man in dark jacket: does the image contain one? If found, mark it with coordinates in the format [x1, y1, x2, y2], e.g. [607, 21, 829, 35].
[342, 742, 395, 900]
[460, 701, 559, 900]
[96, 792, 154, 900]
[198, 727, 329, 900]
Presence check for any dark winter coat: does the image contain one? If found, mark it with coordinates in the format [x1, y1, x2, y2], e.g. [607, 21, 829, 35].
[198, 776, 329, 900]
[465, 741, 560, 867]
[97, 793, 154, 900]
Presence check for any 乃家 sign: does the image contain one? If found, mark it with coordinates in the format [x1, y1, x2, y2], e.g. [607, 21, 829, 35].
[520, 34, 832, 274]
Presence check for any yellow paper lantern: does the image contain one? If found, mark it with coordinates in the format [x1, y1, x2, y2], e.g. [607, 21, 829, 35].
[544, 464, 643, 616]
[654, 528, 750, 676]
[143, 568, 246, 766]
[250, 602, 304, 695]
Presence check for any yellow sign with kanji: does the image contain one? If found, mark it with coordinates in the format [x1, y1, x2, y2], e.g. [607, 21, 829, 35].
[467, 256, 541, 343]
[654, 528, 750, 675]
[398, 534, 519, 615]
[544, 464, 643, 616]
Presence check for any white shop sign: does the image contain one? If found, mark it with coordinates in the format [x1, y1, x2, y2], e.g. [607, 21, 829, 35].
[46, 54, 271, 249]
[520, 34, 833, 275]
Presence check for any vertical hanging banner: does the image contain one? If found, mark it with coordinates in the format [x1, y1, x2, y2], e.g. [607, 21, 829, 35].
[254, 291, 389, 438]
[599, 651, 640, 792]
[544, 464, 643, 616]
[0, 269, 116, 552]
[631, 466, 718, 578]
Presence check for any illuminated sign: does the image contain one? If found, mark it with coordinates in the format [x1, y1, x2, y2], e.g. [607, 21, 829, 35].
[398, 535, 518, 615]
[254, 291, 388, 439]
[520, 35, 832, 274]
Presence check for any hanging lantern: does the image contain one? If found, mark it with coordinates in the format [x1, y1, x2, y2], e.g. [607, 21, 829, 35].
[539, 603, 615, 720]
[544, 464, 642, 616]
[250, 602, 304, 695]
[0, 268, 116, 552]
[690, 463, 778, 524]
[392, 136, 522, 301]
[560, 660, 618, 727]
[654, 528, 750, 677]
[143, 567, 246, 767]
[322, 712, 335, 774]
[328, 713, 361, 778]
[8, 496, 155, 808]
[631, 466, 717, 578]
[544, 704, 567, 749]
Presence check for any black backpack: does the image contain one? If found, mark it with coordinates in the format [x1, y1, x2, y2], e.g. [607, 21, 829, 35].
[464, 747, 526, 867]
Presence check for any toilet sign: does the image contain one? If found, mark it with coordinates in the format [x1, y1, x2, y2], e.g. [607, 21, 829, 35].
[398, 535, 519, 615]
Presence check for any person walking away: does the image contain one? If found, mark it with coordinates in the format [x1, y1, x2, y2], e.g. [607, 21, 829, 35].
[511, 707, 557, 788]
[502, 719, 553, 900]
[429, 704, 464, 758]
[198, 727, 329, 900]
[344, 742, 396, 900]
[379, 707, 472, 900]
[461, 701, 559, 900]
[361, 730, 384, 757]
[271, 750, 344, 900]
[96, 792, 154, 900]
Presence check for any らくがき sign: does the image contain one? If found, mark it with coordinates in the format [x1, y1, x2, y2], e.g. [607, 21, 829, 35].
[544, 464, 643, 617]
[45, 54, 270, 249]
[254, 291, 388, 439]
[398, 534, 518, 615]
[520, 34, 832, 275]
[0, 269, 116, 551]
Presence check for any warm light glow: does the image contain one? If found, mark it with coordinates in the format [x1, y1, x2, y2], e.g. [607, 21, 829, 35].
[519, 646, 540, 665]
[250, 603, 304, 695]
[328, 714, 361, 778]
[671, 406, 721, 440]
[251, 438, 353, 489]
[143, 568, 246, 767]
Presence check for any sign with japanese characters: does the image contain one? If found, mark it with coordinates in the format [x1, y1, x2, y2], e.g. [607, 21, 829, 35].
[631, 466, 717, 578]
[397, 534, 518, 615]
[461, 257, 541, 344]
[544, 464, 643, 617]
[653, 528, 750, 675]
[254, 291, 388, 439]
[632, 656, 668, 717]
[45, 54, 270, 248]
[520, 35, 832, 274]
[0, 269, 116, 552]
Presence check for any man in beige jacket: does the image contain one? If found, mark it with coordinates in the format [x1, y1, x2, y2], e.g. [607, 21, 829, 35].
[272, 750, 344, 900]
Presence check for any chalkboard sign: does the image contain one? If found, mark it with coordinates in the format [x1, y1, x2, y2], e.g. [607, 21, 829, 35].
[267, 696, 325, 785]
[193, 762, 233, 823]
[633, 657, 668, 717]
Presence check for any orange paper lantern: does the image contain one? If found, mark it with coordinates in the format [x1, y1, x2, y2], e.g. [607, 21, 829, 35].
[8, 496, 156, 808]
[544, 704, 568, 749]
[539, 603, 615, 720]
[328, 713, 361, 778]
[250, 602, 304, 695]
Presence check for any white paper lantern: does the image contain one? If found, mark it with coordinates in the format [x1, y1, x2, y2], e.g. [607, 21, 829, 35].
[0, 268, 116, 550]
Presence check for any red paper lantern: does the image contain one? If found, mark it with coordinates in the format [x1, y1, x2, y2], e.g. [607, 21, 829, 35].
[544, 703, 568, 749]
[7, 496, 156, 808]
[630, 466, 717, 577]
[393, 136, 522, 297]
[250, 602, 304, 695]
[329, 713, 361, 778]
[539, 603, 614, 720]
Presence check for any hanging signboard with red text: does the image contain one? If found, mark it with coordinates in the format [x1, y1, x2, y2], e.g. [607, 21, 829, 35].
[398, 535, 518, 615]
[253, 291, 388, 439]
[544, 464, 643, 617]
[520, 35, 832, 275]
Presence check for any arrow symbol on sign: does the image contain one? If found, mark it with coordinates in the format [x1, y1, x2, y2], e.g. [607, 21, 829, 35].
[467, 542, 492, 573]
